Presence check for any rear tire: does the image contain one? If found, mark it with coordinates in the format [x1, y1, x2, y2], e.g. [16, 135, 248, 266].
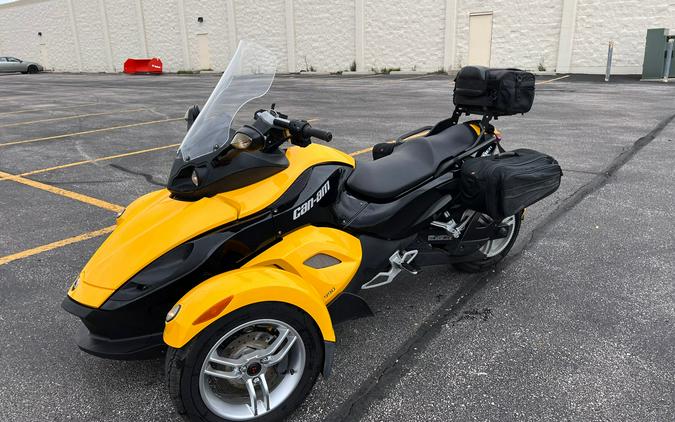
[453, 211, 522, 273]
[166, 302, 324, 422]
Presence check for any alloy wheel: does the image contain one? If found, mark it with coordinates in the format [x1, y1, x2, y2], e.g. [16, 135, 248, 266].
[198, 319, 306, 420]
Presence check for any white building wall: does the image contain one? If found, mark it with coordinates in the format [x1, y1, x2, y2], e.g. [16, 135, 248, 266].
[570, 0, 675, 74]
[234, 0, 289, 72]
[72, 0, 108, 72]
[364, 0, 446, 72]
[184, 0, 231, 71]
[0, 0, 78, 71]
[1, 0, 673, 74]
[141, 0, 184, 71]
[294, 0, 355, 72]
[104, 0, 145, 72]
[455, 0, 563, 71]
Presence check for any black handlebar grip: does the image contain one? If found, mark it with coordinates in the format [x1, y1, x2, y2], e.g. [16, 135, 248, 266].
[273, 118, 290, 129]
[302, 125, 333, 142]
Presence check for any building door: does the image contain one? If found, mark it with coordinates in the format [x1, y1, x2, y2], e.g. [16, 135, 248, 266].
[39, 44, 50, 71]
[197, 34, 211, 70]
[468, 12, 493, 66]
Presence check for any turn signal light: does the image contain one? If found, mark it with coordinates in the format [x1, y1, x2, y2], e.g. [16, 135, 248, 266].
[192, 295, 234, 325]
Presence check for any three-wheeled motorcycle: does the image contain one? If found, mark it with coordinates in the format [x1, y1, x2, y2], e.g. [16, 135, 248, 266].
[63, 41, 561, 421]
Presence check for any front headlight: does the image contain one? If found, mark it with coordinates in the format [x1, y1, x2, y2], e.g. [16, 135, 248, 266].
[165, 304, 181, 322]
[70, 276, 80, 291]
[231, 132, 253, 150]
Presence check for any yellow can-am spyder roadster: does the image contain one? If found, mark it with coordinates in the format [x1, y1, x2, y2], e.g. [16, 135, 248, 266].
[63, 41, 560, 421]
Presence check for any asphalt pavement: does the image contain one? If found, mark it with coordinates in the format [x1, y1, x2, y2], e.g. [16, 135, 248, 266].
[0, 71, 673, 421]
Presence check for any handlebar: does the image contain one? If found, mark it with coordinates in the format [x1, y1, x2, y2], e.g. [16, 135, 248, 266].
[273, 118, 332, 142]
[302, 125, 333, 142]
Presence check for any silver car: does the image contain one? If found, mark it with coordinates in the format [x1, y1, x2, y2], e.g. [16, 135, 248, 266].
[0, 56, 44, 73]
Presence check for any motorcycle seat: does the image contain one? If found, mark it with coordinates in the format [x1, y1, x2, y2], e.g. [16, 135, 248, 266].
[346, 123, 477, 201]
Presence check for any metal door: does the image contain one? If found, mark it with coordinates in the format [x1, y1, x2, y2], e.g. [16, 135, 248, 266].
[197, 34, 211, 70]
[468, 12, 493, 66]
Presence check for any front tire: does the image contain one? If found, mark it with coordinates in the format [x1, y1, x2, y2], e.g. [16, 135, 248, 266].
[453, 211, 522, 273]
[27, 65, 39, 74]
[166, 302, 324, 422]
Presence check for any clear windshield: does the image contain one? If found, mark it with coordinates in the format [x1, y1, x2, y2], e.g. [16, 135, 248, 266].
[178, 40, 276, 161]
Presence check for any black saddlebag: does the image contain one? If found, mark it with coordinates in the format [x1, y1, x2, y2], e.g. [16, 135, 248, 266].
[453, 66, 535, 116]
[460, 149, 562, 219]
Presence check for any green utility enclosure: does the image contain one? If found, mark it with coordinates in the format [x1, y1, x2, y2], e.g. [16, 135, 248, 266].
[642, 28, 675, 80]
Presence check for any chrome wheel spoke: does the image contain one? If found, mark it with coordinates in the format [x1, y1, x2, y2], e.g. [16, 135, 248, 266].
[259, 374, 271, 412]
[209, 352, 245, 368]
[264, 328, 290, 355]
[245, 378, 258, 416]
[203, 367, 239, 380]
[264, 334, 297, 366]
[480, 213, 517, 257]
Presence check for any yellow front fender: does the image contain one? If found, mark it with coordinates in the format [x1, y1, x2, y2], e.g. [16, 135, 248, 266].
[163, 226, 361, 348]
[163, 266, 335, 348]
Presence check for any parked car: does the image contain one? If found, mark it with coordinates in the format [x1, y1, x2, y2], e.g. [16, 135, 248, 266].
[0, 56, 44, 73]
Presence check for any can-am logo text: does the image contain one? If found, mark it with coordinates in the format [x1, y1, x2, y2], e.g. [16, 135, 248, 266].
[293, 181, 330, 220]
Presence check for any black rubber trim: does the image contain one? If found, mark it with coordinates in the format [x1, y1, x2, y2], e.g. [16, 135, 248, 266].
[327, 292, 374, 324]
[62, 296, 165, 360]
[75, 326, 164, 360]
[323, 341, 336, 377]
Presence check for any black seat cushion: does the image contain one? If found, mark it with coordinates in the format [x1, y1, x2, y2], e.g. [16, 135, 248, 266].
[346, 123, 477, 201]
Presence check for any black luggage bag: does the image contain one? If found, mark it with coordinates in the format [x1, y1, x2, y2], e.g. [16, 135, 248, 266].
[460, 149, 562, 220]
[453, 66, 535, 116]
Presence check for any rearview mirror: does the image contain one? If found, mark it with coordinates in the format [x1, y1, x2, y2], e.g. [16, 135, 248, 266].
[184, 105, 200, 132]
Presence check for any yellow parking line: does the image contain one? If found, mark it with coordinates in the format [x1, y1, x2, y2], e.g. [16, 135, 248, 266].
[0, 117, 183, 148]
[349, 145, 378, 156]
[0, 102, 100, 117]
[0, 226, 115, 267]
[0, 139, 370, 267]
[1, 144, 181, 181]
[0, 170, 124, 212]
[536, 74, 570, 85]
[348, 132, 430, 157]
[0, 108, 148, 128]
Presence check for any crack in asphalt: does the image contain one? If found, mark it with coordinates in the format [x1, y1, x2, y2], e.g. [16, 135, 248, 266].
[326, 112, 675, 422]
[108, 163, 166, 187]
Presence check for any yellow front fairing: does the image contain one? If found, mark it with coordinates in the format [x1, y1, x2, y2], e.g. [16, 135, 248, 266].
[69, 144, 355, 308]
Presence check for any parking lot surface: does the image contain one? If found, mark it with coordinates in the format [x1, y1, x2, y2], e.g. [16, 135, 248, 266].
[0, 72, 673, 421]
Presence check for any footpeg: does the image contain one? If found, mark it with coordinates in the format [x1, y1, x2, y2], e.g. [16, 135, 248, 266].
[430, 211, 476, 239]
[400, 261, 420, 275]
[361, 250, 419, 289]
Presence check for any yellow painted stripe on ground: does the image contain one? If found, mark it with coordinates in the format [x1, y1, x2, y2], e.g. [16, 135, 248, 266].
[0, 139, 369, 266]
[0, 143, 180, 182]
[349, 145, 378, 156]
[0, 117, 183, 148]
[0, 170, 124, 212]
[0, 226, 115, 267]
[536, 74, 570, 85]
[0, 102, 100, 117]
[348, 131, 430, 157]
[0, 108, 148, 128]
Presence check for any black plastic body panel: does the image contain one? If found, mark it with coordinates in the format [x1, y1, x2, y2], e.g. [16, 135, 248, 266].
[62, 296, 165, 359]
[334, 172, 459, 239]
[327, 292, 374, 325]
[167, 147, 289, 200]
